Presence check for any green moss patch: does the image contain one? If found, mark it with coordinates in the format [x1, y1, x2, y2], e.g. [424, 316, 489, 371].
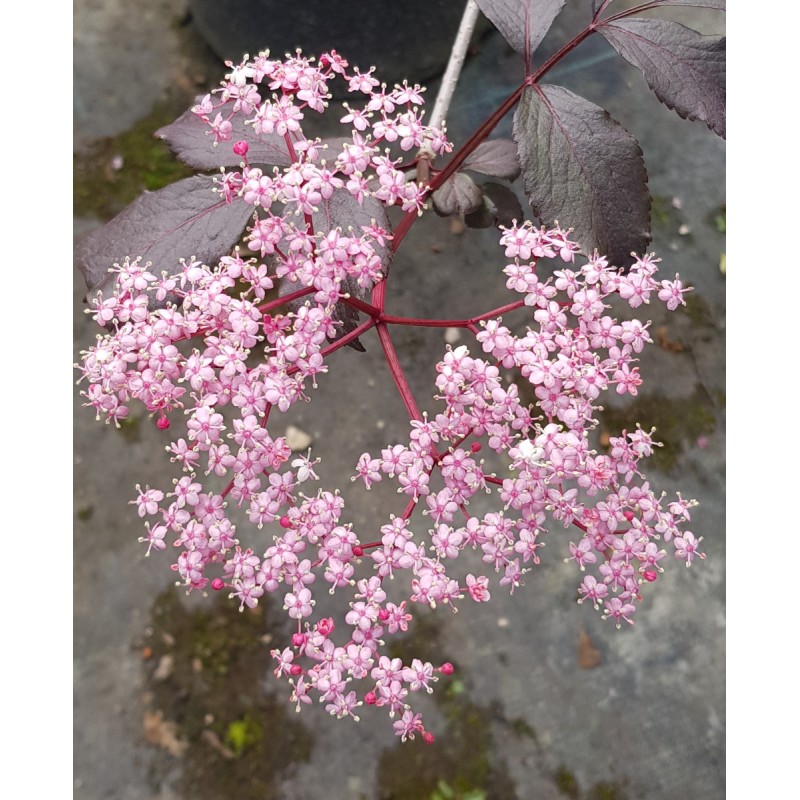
[378, 613, 519, 800]
[553, 765, 629, 800]
[74, 101, 194, 221]
[142, 588, 312, 800]
[599, 385, 717, 472]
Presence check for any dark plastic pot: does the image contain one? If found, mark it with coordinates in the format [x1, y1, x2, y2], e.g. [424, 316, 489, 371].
[188, 0, 472, 89]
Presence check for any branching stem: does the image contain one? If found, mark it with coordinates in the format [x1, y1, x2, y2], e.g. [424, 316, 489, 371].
[340, 294, 527, 328]
[375, 322, 423, 422]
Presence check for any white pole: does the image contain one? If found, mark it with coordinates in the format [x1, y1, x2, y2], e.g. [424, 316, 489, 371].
[422, 0, 481, 155]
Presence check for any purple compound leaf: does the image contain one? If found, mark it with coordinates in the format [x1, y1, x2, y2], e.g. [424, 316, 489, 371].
[156, 98, 353, 170]
[591, 0, 609, 16]
[155, 100, 293, 169]
[313, 188, 394, 277]
[475, 0, 566, 67]
[513, 84, 650, 268]
[463, 204, 495, 229]
[593, 0, 725, 12]
[432, 173, 485, 217]
[310, 188, 394, 351]
[482, 182, 525, 228]
[461, 139, 521, 181]
[464, 182, 524, 229]
[637, 0, 725, 9]
[76, 175, 253, 296]
[599, 18, 725, 138]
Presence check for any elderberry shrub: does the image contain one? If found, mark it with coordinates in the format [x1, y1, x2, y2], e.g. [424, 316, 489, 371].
[78, 49, 703, 742]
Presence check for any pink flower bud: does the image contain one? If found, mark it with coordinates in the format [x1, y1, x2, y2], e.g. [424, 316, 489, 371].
[232, 140, 249, 156]
[289, 664, 303, 676]
[156, 416, 171, 430]
[364, 691, 377, 705]
[292, 632, 307, 647]
[423, 731, 435, 744]
[352, 545, 364, 557]
[470, 442, 482, 454]
[624, 510, 635, 522]
[279, 515, 292, 529]
[643, 570, 658, 583]
[211, 578, 225, 591]
[317, 617, 335, 636]
[378, 608, 390, 621]
[439, 662, 454, 675]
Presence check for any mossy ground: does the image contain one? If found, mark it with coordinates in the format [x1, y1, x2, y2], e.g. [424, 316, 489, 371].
[142, 587, 312, 800]
[74, 100, 195, 222]
[554, 765, 629, 800]
[598, 385, 718, 473]
[377, 613, 518, 800]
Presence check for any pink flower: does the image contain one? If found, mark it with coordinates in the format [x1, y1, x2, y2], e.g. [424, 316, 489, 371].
[674, 532, 706, 566]
[284, 588, 314, 619]
[658, 274, 691, 310]
[355, 453, 382, 489]
[393, 710, 425, 742]
[466, 574, 491, 603]
[132, 485, 164, 517]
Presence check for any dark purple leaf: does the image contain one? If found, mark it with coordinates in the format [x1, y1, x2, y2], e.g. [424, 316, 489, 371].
[76, 175, 253, 295]
[432, 173, 484, 217]
[594, 0, 725, 12]
[461, 139, 521, 180]
[311, 189, 394, 351]
[155, 100, 292, 170]
[475, 0, 566, 65]
[513, 84, 650, 268]
[643, 1, 725, 9]
[314, 189, 393, 276]
[465, 182, 524, 229]
[485, 182, 525, 227]
[463, 205, 494, 229]
[600, 19, 725, 138]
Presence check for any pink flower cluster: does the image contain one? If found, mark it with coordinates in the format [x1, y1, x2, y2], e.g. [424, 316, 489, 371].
[194, 49, 449, 217]
[78, 51, 703, 741]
